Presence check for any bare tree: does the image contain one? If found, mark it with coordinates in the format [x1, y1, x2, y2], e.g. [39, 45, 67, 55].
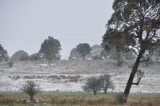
[83, 76, 103, 95]
[99, 74, 114, 94]
[21, 81, 40, 102]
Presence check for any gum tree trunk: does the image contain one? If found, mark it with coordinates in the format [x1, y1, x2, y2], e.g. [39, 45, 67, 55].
[123, 49, 145, 102]
[104, 89, 107, 94]
[93, 91, 97, 95]
[30, 95, 34, 102]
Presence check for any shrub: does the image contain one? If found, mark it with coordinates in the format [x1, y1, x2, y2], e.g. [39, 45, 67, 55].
[21, 81, 40, 102]
[0, 96, 15, 104]
[83, 76, 103, 95]
[99, 74, 114, 94]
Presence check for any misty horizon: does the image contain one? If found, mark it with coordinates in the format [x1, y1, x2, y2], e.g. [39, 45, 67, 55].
[0, 0, 114, 59]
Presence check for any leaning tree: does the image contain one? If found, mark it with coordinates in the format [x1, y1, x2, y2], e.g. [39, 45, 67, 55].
[102, 0, 160, 102]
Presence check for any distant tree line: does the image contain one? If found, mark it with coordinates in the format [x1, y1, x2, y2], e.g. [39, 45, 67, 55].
[0, 36, 61, 63]
[0, 34, 160, 65]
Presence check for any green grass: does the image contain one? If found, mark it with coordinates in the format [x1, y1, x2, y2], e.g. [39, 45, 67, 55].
[1, 91, 160, 97]
[129, 92, 160, 96]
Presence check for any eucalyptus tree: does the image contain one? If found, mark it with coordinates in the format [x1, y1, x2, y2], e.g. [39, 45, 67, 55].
[39, 36, 61, 61]
[76, 43, 91, 59]
[102, 0, 160, 102]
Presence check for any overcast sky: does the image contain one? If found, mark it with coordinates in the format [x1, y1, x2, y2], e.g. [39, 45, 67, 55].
[0, 0, 113, 59]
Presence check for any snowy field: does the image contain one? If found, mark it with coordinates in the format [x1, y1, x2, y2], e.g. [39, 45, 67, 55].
[0, 60, 160, 93]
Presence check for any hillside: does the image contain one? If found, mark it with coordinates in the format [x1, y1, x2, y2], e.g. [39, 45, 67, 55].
[0, 60, 160, 93]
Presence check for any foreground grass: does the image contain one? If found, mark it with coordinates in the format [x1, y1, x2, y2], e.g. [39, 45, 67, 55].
[0, 92, 160, 106]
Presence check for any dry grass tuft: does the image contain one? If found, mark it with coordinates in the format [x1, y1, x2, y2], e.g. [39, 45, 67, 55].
[47, 74, 81, 82]
[51, 96, 117, 105]
[0, 92, 160, 106]
[50, 95, 160, 106]
[68, 75, 81, 82]
[0, 95, 16, 104]
[128, 96, 160, 106]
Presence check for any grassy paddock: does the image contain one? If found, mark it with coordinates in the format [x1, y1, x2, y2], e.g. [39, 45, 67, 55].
[0, 91, 160, 106]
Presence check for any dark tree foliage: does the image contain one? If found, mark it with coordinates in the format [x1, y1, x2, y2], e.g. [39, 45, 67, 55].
[30, 53, 41, 61]
[10, 50, 29, 62]
[69, 48, 81, 60]
[39, 36, 61, 61]
[76, 43, 91, 59]
[103, 29, 134, 66]
[102, 0, 160, 102]
[21, 81, 40, 102]
[0, 44, 8, 63]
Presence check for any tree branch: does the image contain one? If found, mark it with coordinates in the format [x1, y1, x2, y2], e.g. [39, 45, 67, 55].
[132, 72, 144, 85]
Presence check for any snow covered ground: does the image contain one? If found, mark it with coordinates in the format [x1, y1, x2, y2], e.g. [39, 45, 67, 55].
[0, 60, 160, 93]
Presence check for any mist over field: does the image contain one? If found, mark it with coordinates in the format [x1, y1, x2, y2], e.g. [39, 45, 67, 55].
[0, 0, 160, 105]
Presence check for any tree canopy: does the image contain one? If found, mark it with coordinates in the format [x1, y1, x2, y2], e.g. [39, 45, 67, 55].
[103, 25, 136, 66]
[39, 36, 61, 61]
[69, 48, 81, 60]
[11, 50, 29, 62]
[102, 0, 160, 102]
[76, 43, 91, 59]
[0, 44, 8, 63]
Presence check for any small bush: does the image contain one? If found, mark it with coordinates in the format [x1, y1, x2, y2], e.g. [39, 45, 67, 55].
[23, 76, 34, 79]
[83, 76, 103, 95]
[21, 81, 40, 102]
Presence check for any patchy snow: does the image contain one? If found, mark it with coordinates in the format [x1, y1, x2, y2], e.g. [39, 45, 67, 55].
[0, 60, 160, 93]
[39, 63, 48, 67]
